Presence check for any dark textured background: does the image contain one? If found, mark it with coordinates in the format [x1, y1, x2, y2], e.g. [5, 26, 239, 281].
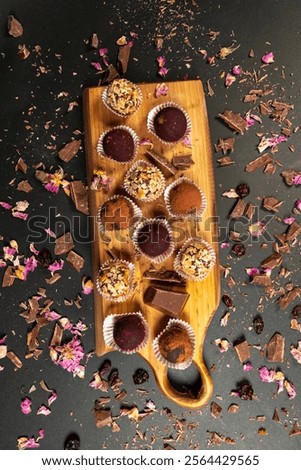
[0, 0, 301, 450]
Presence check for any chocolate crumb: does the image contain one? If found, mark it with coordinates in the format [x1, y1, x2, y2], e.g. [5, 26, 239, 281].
[66, 250, 84, 272]
[54, 232, 74, 256]
[210, 401, 222, 418]
[292, 304, 301, 319]
[7, 15, 23, 38]
[235, 183, 250, 198]
[222, 294, 233, 308]
[90, 33, 99, 49]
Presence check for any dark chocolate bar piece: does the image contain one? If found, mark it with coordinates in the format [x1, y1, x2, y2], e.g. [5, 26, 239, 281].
[144, 285, 189, 317]
[146, 150, 177, 176]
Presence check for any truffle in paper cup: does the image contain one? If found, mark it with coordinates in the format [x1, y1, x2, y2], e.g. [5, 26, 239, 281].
[174, 237, 216, 281]
[97, 125, 139, 164]
[123, 159, 166, 202]
[164, 176, 207, 219]
[102, 78, 143, 118]
[153, 318, 195, 370]
[103, 312, 149, 354]
[97, 195, 142, 233]
[96, 259, 135, 303]
[147, 101, 192, 145]
[132, 218, 174, 264]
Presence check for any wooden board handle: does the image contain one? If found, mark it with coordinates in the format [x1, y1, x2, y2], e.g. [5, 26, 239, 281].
[148, 351, 213, 409]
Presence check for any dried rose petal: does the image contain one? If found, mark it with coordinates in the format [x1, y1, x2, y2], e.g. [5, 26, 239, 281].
[261, 52, 274, 64]
[21, 397, 32, 415]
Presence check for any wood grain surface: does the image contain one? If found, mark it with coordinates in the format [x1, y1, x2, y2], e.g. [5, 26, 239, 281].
[83, 80, 220, 408]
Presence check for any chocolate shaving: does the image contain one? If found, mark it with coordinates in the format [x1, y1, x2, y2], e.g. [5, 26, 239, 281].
[229, 199, 245, 219]
[45, 273, 61, 284]
[94, 409, 113, 428]
[70, 180, 89, 215]
[50, 323, 63, 347]
[267, 333, 285, 362]
[17, 44, 30, 60]
[90, 33, 99, 49]
[234, 340, 250, 363]
[2, 266, 15, 287]
[244, 202, 255, 220]
[245, 153, 273, 172]
[98, 64, 119, 85]
[15, 157, 27, 173]
[54, 232, 74, 255]
[210, 401, 222, 418]
[7, 15, 23, 38]
[262, 196, 283, 212]
[58, 139, 81, 163]
[217, 156, 234, 166]
[66, 250, 84, 272]
[278, 287, 301, 309]
[218, 110, 247, 135]
[260, 253, 283, 270]
[146, 150, 177, 176]
[251, 273, 272, 287]
[118, 44, 131, 74]
[7, 350, 23, 369]
[286, 221, 301, 241]
[17, 180, 33, 193]
[214, 137, 235, 155]
[172, 155, 194, 170]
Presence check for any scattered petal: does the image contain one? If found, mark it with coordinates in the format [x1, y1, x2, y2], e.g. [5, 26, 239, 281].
[37, 405, 51, 416]
[261, 52, 274, 64]
[21, 397, 32, 415]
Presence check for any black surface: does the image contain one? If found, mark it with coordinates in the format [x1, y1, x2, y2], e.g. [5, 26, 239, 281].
[1, 0, 301, 450]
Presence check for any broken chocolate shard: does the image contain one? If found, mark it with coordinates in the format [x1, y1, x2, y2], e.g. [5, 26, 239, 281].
[144, 285, 189, 317]
[262, 196, 283, 212]
[118, 43, 131, 74]
[210, 401, 222, 418]
[229, 198, 245, 219]
[278, 287, 301, 309]
[146, 150, 177, 176]
[7, 350, 23, 369]
[94, 409, 112, 428]
[260, 252, 283, 269]
[66, 250, 84, 272]
[245, 153, 273, 173]
[7, 15, 23, 38]
[286, 221, 301, 241]
[17, 180, 33, 193]
[15, 157, 27, 173]
[244, 202, 255, 220]
[99, 64, 119, 85]
[172, 155, 194, 170]
[234, 340, 250, 363]
[143, 266, 183, 284]
[267, 333, 285, 363]
[281, 169, 300, 186]
[58, 140, 81, 163]
[2, 266, 15, 287]
[218, 110, 247, 135]
[90, 33, 99, 49]
[251, 273, 272, 287]
[214, 137, 235, 155]
[70, 180, 89, 215]
[54, 232, 74, 256]
[17, 44, 30, 60]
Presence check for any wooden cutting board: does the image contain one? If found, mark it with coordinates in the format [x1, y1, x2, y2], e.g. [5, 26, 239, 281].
[83, 80, 220, 409]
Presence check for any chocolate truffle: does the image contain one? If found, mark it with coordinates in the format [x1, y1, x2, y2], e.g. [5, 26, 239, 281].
[101, 128, 135, 163]
[153, 106, 187, 142]
[175, 239, 215, 281]
[99, 196, 134, 231]
[124, 160, 165, 202]
[167, 180, 203, 216]
[158, 324, 193, 364]
[104, 79, 142, 117]
[135, 220, 172, 259]
[96, 260, 134, 301]
[113, 314, 146, 351]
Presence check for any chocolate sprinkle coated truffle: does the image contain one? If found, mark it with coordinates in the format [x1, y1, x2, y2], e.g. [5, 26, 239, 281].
[113, 314, 146, 352]
[102, 128, 135, 163]
[153, 106, 187, 142]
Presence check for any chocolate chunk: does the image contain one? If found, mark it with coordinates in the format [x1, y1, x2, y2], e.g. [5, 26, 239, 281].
[94, 409, 112, 428]
[7, 350, 23, 369]
[90, 33, 99, 49]
[292, 305, 301, 319]
[245, 153, 273, 172]
[244, 202, 255, 220]
[229, 198, 245, 219]
[146, 150, 177, 176]
[278, 287, 301, 309]
[210, 401, 222, 418]
[98, 64, 120, 85]
[54, 232, 74, 255]
[70, 181, 89, 215]
[260, 252, 283, 269]
[214, 138, 235, 155]
[118, 44, 131, 74]
[17, 180, 33, 193]
[0, 344, 7, 359]
[281, 169, 300, 186]
[7, 15, 23, 38]
[15, 157, 27, 173]
[58, 140, 81, 163]
[231, 243, 246, 257]
[262, 196, 283, 212]
[251, 273, 272, 287]
[143, 266, 183, 284]
[45, 273, 61, 284]
[234, 340, 250, 363]
[172, 155, 194, 170]
[218, 110, 247, 134]
[217, 156, 234, 166]
[267, 333, 285, 362]
[286, 221, 301, 241]
[17, 44, 30, 60]
[66, 250, 84, 272]
[144, 285, 189, 317]
[2, 266, 15, 287]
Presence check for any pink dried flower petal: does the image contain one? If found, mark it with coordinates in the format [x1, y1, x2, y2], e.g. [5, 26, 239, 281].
[220, 242, 230, 249]
[157, 56, 166, 68]
[44, 310, 61, 321]
[284, 216, 295, 225]
[248, 221, 266, 237]
[29, 243, 40, 256]
[292, 174, 301, 185]
[155, 83, 169, 97]
[21, 397, 32, 415]
[24, 256, 38, 273]
[295, 199, 301, 211]
[290, 341, 301, 364]
[25, 437, 40, 449]
[0, 201, 13, 210]
[48, 259, 64, 272]
[50, 336, 85, 376]
[232, 65, 242, 75]
[182, 133, 192, 148]
[243, 362, 253, 372]
[258, 366, 276, 383]
[48, 391, 57, 406]
[38, 429, 45, 440]
[37, 405, 51, 416]
[44, 227, 56, 238]
[0, 259, 6, 268]
[82, 277, 93, 295]
[158, 66, 169, 77]
[225, 73, 236, 87]
[91, 62, 102, 71]
[261, 51, 274, 64]
[12, 211, 28, 220]
[99, 48, 108, 57]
